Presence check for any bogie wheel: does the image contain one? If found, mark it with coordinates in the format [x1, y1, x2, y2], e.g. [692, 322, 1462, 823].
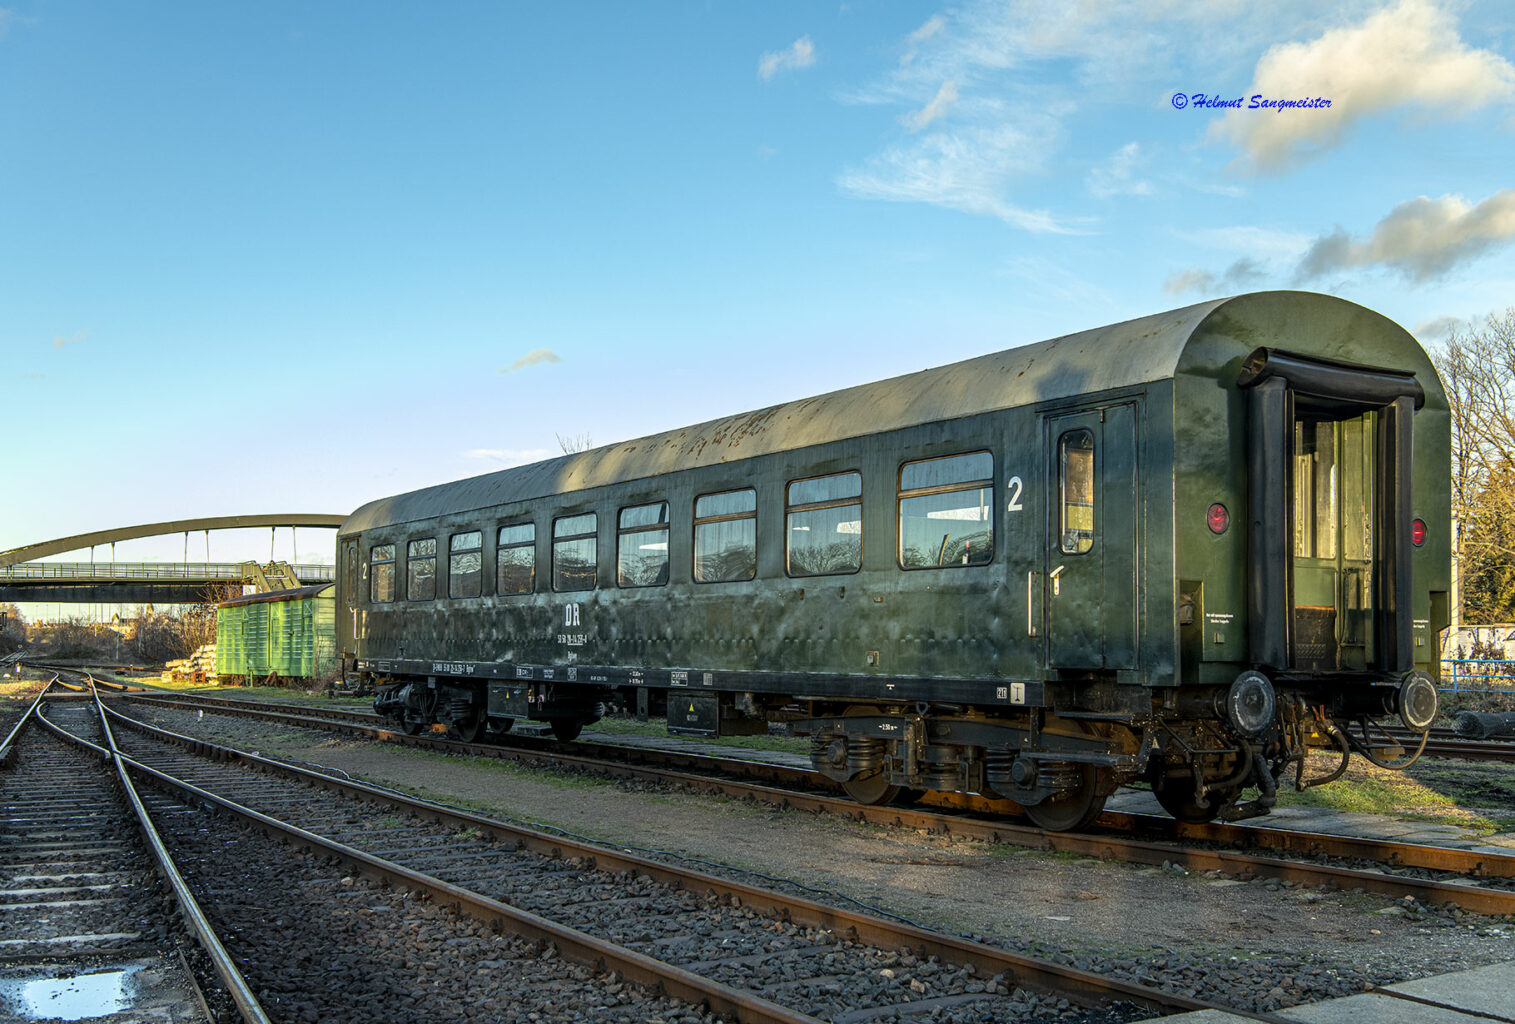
[448, 716, 486, 744]
[1154, 777, 1237, 825]
[836, 704, 899, 806]
[841, 772, 900, 806]
[1023, 762, 1107, 832]
[401, 719, 425, 736]
[486, 718, 514, 740]
[551, 719, 583, 743]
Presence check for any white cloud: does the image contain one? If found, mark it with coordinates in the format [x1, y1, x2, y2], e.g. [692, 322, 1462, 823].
[1175, 225, 1313, 259]
[1163, 222, 1311, 295]
[498, 348, 562, 374]
[52, 331, 87, 349]
[1296, 189, 1515, 283]
[1163, 268, 1217, 295]
[1086, 142, 1152, 199]
[463, 448, 554, 467]
[836, 2, 1286, 233]
[1000, 255, 1113, 309]
[1177, 178, 1247, 199]
[902, 80, 958, 131]
[838, 119, 1080, 234]
[758, 36, 816, 81]
[1212, 0, 1515, 171]
[901, 15, 945, 65]
[1163, 257, 1268, 295]
[1415, 315, 1466, 340]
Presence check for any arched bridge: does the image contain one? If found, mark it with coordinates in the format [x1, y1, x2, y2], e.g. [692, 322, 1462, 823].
[0, 514, 347, 603]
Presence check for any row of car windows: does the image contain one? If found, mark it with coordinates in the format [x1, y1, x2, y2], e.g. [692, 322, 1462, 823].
[363, 443, 1096, 602]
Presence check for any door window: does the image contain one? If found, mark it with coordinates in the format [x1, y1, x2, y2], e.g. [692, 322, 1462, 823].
[344, 542, 359, 606]
[1293, 419, 1338, 559]
[1058, 430, 1095, 554]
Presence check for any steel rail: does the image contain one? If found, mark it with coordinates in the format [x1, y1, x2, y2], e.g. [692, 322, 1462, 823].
[34, 665, 149, 692]
[85, 717, 826, 1024]
[1423, 739, 1515, 764]
[32, 679, 273, 1024]
[1103, 810, 1515, 879]
[118, 691, 1515, 901]
[1383, 726, 1515, 763]
[0, 673, 61, 766]
[97, 701, 1297, 1023]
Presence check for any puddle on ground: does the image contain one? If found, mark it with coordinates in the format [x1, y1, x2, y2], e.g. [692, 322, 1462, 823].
[0, 966, 137, 1021]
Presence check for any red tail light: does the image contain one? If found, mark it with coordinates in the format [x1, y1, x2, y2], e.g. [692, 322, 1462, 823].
[1207, 503, 1230, 535]
[1412, 518, 1426, 546]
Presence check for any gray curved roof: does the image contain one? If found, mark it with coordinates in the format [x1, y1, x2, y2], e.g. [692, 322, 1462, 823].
[343, 291, 1424, 534]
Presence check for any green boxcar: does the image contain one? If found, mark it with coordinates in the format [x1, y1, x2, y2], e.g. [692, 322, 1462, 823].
[216, 584, 337, 683]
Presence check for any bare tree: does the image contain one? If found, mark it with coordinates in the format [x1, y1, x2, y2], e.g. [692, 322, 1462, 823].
[556, 432, 594, 454]
[1435, 309, 1515, 625]
[0, 603, 25, 653]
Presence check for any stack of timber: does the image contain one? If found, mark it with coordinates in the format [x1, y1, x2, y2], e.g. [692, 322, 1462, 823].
[162, 643, 217, 684]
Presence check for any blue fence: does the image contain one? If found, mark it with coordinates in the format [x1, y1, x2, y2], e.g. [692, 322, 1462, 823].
[1441, 660, 1515, 694]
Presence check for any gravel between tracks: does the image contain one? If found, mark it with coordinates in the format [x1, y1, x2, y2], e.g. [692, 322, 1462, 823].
[121, 701, 1515, 1016]
[1, 700, 235, 1023]
[143, 791, 726, 1024]
[111, 722, 1148, 1024]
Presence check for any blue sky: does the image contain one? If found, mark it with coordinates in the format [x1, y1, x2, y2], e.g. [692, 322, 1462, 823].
[4, 1, 1514, 616]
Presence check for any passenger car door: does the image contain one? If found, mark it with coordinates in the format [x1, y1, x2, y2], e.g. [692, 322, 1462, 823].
[1043, 404, 1138, 671]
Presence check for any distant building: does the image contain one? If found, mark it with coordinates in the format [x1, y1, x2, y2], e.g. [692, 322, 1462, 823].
[1443, 624, 1515, 662]
[107, 612, 142, 639]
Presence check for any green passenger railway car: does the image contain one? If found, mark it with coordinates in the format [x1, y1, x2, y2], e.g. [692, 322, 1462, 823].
[339, 292, 1450, 830]
[216, 584, 339, 684]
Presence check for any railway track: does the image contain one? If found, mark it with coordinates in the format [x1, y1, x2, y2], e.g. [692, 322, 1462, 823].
[1380, 725, 1515, 764]
[114, 688, 1515, 917]
[42, 686, 734, 1024]
[85, 689, 1302, 1023]
[1, 680, 261, 1023]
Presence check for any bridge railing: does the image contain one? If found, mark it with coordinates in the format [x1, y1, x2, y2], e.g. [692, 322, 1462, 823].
[0, 562, 336, 583]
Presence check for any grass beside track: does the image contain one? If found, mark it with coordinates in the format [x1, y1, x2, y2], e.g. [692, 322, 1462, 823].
[1271, 751, 1515, 835]
[589, 714, 809, 754]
